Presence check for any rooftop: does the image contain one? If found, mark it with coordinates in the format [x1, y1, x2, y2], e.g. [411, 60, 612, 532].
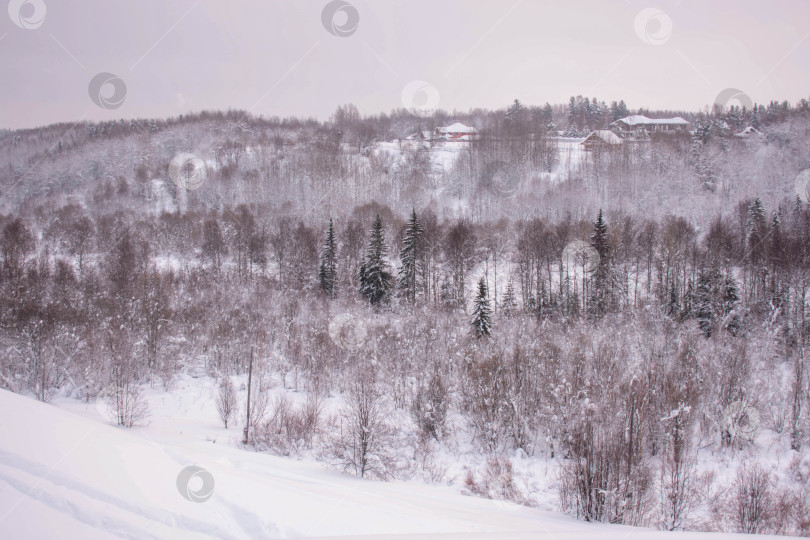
[582, 130, 623, 145]
[438, 122, 477, 133]
[612, 115, 689, 126]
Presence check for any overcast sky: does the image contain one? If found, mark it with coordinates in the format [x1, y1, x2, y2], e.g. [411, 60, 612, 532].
[1, 0, 809, 129]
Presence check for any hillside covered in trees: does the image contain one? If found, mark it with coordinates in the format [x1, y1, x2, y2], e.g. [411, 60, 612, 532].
[2, 97, 810, 534]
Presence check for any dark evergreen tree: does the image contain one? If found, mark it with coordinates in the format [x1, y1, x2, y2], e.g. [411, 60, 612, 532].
[694, 269, 740, 337]
[201, 219, 224, 272]
[609, 99, 629, 121]
[723, 274, 741, 336]
[746, 198, 768, 266]
[694, 271, 715, 337]
[470, 277, 492, 338]
[501, 279, 516, 317]
[750, 103, 761, 128]
[540, 103, 554, 126]
[681, 279, 694, 320]
[589, 209, 610, 316]
[397, 209, 424, 303]
[318, 218, 337, 298]
[591, 209, 609, 260]
[359, 215, 392, 306]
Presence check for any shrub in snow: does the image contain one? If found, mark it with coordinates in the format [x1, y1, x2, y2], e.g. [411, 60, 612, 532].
[731, 463, 774, 534]
[411, 367, 449, 441]
[464, 456, 531, 506]
[411, 436, 448, 484]
[255, 394, 321, 456]
[461, 351, 509, 453]
[558, 378, 654, 526]
[97, 382, 149, 428]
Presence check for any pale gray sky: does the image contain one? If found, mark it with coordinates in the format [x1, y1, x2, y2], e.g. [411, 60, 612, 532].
[1, 0, 809, 129]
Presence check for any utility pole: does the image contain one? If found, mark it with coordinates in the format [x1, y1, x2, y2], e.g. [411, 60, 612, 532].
[242, 346, 253, 445]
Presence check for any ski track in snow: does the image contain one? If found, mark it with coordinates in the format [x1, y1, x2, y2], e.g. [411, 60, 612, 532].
[0, 388, 788, 540]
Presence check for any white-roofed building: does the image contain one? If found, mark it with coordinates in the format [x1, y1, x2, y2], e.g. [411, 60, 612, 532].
[734, 126, 764, 138]
[435, 122, 478, 141]
[581, 130, 623, 150]
[610, 115, 689, 137]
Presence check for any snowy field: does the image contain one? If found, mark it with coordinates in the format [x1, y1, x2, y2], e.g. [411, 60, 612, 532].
[0, 387, 787, 540]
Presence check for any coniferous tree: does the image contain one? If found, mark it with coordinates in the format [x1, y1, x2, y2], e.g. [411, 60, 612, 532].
[681, 279, 695, 320]
[591, 208, 609, 260]
[695, 268, 740, 337]
[202, 219, 224, 272]
[502, 279, 517, 317]
[750, 103, 761, 128]
[397, 209, 424, 303]
[768, 211, 785, 308]
[746, 198, 768, 266]
[694, 271, 715, 337]
[359, 215, 392, 306]
[746, 198, 769, 303]
[471, 277, 492, 338]
[589, 209, 610, 316]
[319, 218, 337, 298]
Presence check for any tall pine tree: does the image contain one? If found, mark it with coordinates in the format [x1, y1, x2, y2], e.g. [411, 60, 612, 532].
[746, 198, 768, 266]
[359, 215, 392, 306]
[397, 209, 424, 303]
[502, 279, 516, 317]
[318, 218, 337, 298]
[471, 277, 492, 338]
[589, 208, 611, 316]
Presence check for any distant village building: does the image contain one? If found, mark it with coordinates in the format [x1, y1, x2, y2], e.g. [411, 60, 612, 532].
[435, 122, 478, 141]
[610, 115, 689, 137]
[398, 122, 478, 149]
[581, 130, 623, 150]
[735, 126, 764, 138]
[400, 130, 433, 150]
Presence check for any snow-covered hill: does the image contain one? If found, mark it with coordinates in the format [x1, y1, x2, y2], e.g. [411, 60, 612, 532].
[0, 388, 785, 539]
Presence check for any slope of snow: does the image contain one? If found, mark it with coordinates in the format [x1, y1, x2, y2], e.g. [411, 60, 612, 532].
[0, 388, 784, 539]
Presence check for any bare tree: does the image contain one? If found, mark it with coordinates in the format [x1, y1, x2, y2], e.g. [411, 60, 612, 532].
[325, 371, 399, 480]
[215, 376, 238, 429]
[659, 404, 698, 530]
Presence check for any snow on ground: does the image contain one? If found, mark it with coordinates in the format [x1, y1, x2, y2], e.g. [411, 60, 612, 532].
[549, 137, 586, 183]
[0, 387, 787, 539]
[373, 140, 469, 176]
